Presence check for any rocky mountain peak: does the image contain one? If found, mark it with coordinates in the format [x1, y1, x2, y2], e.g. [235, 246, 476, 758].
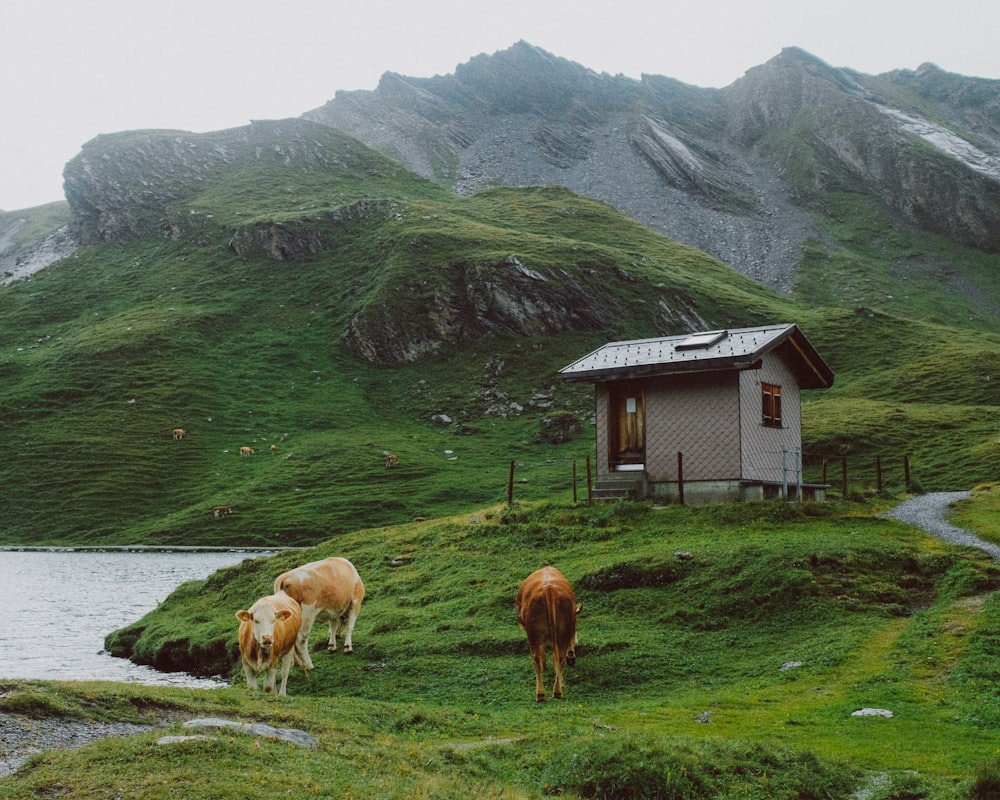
[305, 42, 1000, 289]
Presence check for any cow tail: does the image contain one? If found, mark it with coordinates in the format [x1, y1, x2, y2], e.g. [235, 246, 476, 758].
[547, 588, 561, 654]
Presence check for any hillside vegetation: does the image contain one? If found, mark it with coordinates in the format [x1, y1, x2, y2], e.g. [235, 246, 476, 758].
[6, 497, 1000, 797]
[2, 119, 999, 547]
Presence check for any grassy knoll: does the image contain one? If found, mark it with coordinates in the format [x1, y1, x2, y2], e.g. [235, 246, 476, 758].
[3, 499, 999, 797]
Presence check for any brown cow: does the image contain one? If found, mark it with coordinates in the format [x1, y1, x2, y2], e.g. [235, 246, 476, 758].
[385, 453, 400, 468]
[269, 444, 278, 454]
[235, 592, 306, 695]
[239, 446, 254, 456]
[515, 567, 582, 702]
[171, 428, 186, 440]
[273, 557, 365, 670]
[213, 505, 232, 518]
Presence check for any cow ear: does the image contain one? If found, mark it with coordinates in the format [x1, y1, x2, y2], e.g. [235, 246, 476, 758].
[277, 610, 293, 620]
[236, 610, 252, 622]
[575, 603, 583, 615]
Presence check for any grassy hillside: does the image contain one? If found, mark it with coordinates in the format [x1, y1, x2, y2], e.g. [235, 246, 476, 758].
[3, 122, 1000, 546]
[6, 497, 1000, 797]
[0, 177, 798, 547]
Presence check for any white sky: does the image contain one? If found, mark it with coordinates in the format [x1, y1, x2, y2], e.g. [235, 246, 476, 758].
[2, 0, 999, 211]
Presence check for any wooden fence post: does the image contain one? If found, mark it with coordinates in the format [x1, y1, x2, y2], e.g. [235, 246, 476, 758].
[876, 455, 883, 494]
[507, 460, 515, 506]
[904, 455, 911, 489]
[841, 457, 848, 499]
[572, 459, 578, 504]
[586, 455, 593, 504]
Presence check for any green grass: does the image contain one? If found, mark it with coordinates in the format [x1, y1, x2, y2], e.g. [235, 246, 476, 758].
[952, 484, 1000, 546]
[4, 498, 1000, 798]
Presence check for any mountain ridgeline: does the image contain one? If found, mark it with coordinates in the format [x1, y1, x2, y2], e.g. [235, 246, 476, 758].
[306, 42, 1000, 295]
[1, 43, 999, 545]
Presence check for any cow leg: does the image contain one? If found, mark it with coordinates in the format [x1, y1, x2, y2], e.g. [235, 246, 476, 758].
[552, 651, 566, 700]
[242, 664, 258, 692]
[532, 646, 547, 702]
[263, 666, 278, 694]
[277, 651, 294, 696]
[339, 599, 361, 654]
[296, 605, 319, 670]
[326, 616, 347, 653]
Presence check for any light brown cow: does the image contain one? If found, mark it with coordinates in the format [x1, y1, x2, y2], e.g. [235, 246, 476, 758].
[239, 447, 254, 456]
[385, 453, 399, 467]
[273, 557, 365, 670]
[515, 567, 582, 702]
[235, 591, 306, 695]
[269, 444, 278, 454]
[213, 505, 232, 518]
[171, 428, 186, 440]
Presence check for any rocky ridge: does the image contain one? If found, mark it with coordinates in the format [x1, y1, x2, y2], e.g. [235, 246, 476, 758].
[305, 42, 1000, 290]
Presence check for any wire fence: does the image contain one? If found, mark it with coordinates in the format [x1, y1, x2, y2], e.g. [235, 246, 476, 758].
[503, 450, 917, 506]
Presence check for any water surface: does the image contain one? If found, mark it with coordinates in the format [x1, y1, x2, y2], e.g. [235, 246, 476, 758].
[0, 550, 267, 687]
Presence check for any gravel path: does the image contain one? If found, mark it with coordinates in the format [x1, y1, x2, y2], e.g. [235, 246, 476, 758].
[0, 715, 156, 778]
[883, 491, 1000, 560]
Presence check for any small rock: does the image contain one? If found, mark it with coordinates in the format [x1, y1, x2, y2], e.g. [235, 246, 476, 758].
[851, 708, 894, 718]
[779, 661, 803, 671]
[182, 718, 319, 747]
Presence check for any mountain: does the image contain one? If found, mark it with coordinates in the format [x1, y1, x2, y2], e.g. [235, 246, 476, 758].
[305, 41, 1000, 306]
[1, 44, 999, 546]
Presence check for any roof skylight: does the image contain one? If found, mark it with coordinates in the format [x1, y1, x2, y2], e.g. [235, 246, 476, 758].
[675, 329, 728, 350]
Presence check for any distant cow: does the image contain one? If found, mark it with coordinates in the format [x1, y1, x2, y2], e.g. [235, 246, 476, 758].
[385, 453, 399, 468]
[515, 567, 582, 702]
[213, 506, 232, 518]
[171, 428, 186, 440]
[235, 592, 305, 696]
[273, 557, 365, 670]
[269, 444, 278, 454]
[239, 447, 254, 456]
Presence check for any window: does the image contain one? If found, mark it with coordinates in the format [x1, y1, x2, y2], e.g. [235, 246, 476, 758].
[762, 383, 782, 427]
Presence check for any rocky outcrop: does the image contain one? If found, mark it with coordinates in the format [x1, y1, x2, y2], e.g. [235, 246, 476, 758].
[345, 254, 709, 365]
[725, 48, 1000, 251]
[61, 119, 396, 245]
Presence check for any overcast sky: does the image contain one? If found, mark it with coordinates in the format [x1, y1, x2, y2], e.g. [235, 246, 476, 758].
[2, 0, 999, 211]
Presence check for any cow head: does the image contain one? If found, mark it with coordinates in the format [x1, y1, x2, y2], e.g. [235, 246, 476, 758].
[237, 604, 293, 658]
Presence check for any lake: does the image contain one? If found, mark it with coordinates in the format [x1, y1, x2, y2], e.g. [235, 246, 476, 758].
[0, 549, 270, 687]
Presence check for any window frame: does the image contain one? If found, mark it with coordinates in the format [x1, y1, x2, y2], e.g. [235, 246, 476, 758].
[762, 382, 782, 428]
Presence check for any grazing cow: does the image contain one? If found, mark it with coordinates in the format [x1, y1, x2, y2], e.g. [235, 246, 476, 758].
[171, 428, 186, 440]
[213, 505, 232, 518]
[239, 447, 254, 456]
[515, 567, 582, 702]
[235, 592, 305, 696]
[269, 444, 278, 454]
[273, 557, 365, 670]
[385, 453, 399, 468]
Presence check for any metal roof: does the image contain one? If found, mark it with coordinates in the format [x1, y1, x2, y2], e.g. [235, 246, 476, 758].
[558, 323, 834, 389]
